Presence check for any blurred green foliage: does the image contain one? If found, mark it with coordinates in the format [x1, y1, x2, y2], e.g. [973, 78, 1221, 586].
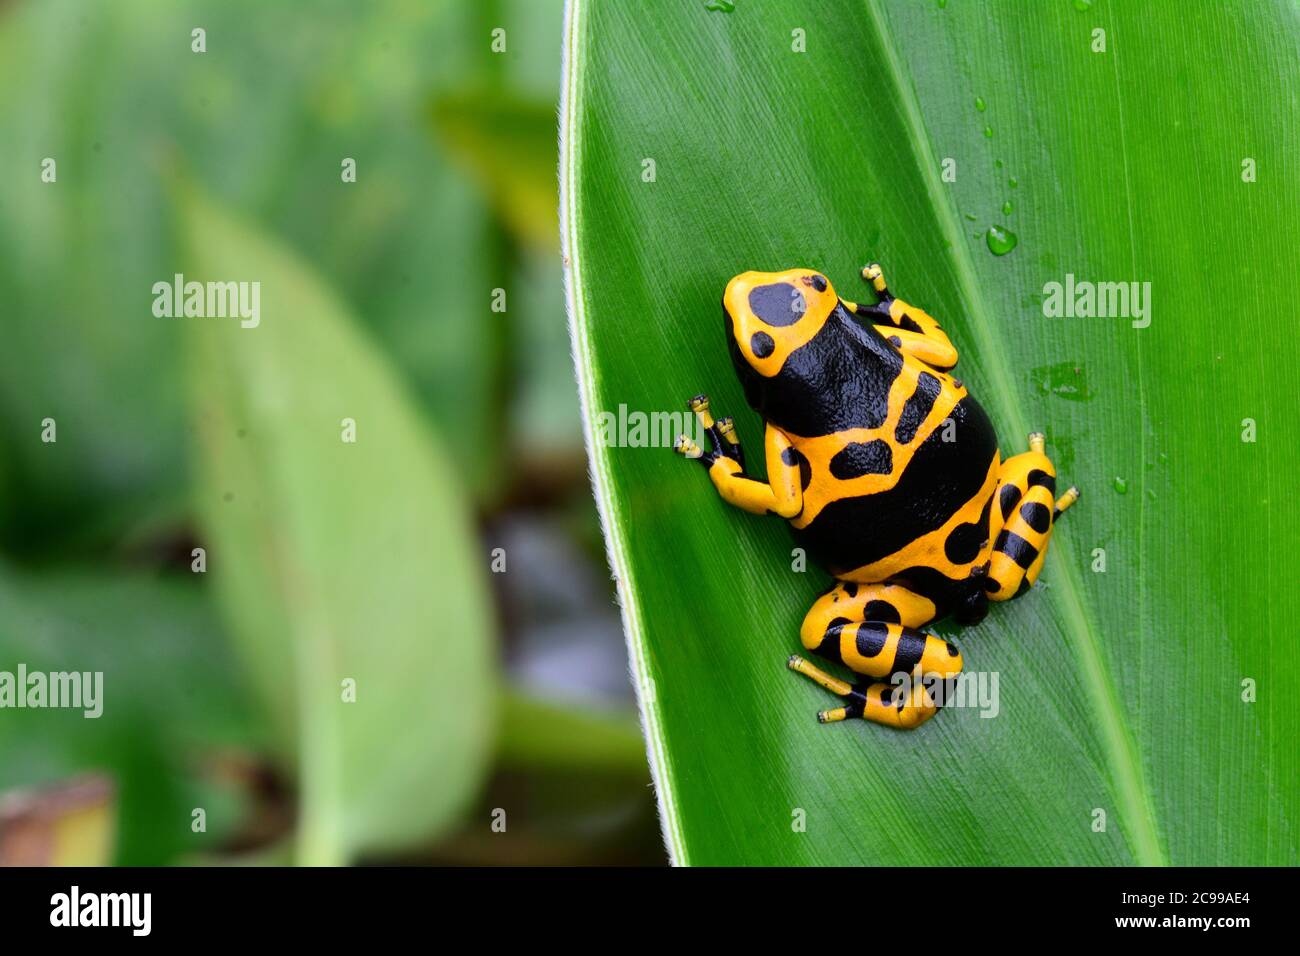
[0, 0, 656, 865]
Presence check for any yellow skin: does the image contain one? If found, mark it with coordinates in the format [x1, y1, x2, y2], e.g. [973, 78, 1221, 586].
[676, 263, 1079, 729]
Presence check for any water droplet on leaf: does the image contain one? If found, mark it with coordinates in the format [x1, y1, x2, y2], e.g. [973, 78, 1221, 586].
[986, 224, 1017, 256]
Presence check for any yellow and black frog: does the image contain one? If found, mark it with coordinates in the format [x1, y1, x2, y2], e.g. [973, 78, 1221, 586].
[675, 263, 1079, 729]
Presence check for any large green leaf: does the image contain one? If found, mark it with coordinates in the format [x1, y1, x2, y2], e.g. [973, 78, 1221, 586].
[563, 0, 1299, 864]
[178, 185, 497, 865]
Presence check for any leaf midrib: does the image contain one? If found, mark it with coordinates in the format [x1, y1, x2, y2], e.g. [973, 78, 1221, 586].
[861, 0, 1166, 867]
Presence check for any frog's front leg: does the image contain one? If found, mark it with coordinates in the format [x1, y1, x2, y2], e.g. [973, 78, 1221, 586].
[842, 262, 960, 372]
[984, 431, 1081, 601]
[674, 396, 801, 518]
[685, 393, 745, 470]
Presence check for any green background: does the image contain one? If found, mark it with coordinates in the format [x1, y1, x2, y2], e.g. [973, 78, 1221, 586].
[0, 0, 661, 866]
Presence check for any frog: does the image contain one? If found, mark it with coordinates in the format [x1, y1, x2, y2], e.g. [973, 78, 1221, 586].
[674, 262, 1079, 729]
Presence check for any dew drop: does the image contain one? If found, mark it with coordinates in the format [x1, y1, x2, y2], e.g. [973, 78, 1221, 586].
[1002, 200, 1013, 215]
[1112, 476, 1128, 495]
[986, 224, 1018, 256]
[704, 0, 735, 11]
[983, 125, 993, 139]
[1009, 177, 1019, 188]
[975, 96, 986, 112]
[1073, 0, 1094, 10]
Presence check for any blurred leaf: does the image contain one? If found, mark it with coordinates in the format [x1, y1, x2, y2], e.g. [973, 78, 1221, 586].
[497, 691, 646, 775]
[563, 0, 1300, 865]
[0, 0, 517, 537]
[0, 567, 254, 864]
[430, 90, 559, 251]
[178, 184, 497, 864]
[0, 776, 116, 867]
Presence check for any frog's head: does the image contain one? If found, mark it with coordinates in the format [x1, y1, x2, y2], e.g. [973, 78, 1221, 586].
[722, 269, 838, 404]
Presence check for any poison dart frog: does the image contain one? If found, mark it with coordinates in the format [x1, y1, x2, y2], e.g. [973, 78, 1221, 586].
[674, 263, 1079, 729]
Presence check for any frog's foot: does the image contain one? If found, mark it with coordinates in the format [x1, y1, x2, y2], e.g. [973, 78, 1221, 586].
[683, 393, 745, 470]
[787, 656, 943, 730]
[985, 431, 1079, 601]
[861, 261, 891, 298]
[673, 433, 709, 462]
[714, 416, 744, 470]
[1054, 484, 1081, 518]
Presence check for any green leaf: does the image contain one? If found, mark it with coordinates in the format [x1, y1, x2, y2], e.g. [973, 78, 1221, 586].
[563, 0, 1299, 864]
[0, 567, 255, 864]
[430, 90, 561, 251]
[496, 691, 647, 775]
[178, 185, 497, 864]
[0, 0, 520, 531]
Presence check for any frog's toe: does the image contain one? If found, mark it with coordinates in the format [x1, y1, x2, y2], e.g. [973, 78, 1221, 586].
[716, 416, 737, 443]
[1054, 485, 1080, 517]
[861, 262, 889, 296]
[674, 434, 703, 459]
[1027, 431, 1046, 453]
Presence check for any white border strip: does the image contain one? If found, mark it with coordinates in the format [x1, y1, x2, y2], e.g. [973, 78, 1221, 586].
[558, 0, 686, 864]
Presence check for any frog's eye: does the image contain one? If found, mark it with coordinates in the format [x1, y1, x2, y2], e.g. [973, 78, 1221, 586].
[804, 273, 828, 292]
[748, 283, 806, 327]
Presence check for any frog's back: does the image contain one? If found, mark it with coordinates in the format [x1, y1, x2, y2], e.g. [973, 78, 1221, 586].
[782, 332, 1001, 611]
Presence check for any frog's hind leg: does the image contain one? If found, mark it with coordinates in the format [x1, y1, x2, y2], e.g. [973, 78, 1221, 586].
[789, 581, 962, 730]
[984, 431, 1080, 601]
[787, 656, 951, 729]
